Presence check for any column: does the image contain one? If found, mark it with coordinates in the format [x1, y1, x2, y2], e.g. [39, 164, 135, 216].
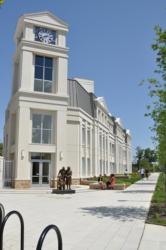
[14, 106, 31, 188]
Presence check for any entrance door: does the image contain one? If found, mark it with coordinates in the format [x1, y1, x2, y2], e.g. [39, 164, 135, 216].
[32, 161, 50, 186]
[42, 162, 49, 185]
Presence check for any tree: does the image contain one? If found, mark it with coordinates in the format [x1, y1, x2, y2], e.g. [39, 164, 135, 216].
[144, 26, 166, 168]
[135, 146, 144, 169]
[139, 159, 152, 170]
[134, 146, 157, 170]
[142, 25, 166, 208]
[144, 148, 157, 163]
[0, 0, 5, 6]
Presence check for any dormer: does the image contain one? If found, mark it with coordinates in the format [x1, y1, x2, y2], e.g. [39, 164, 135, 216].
[14, 11, 68, 48]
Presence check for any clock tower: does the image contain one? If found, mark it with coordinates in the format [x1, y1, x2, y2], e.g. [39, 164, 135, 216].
[4, 12, 69, 188]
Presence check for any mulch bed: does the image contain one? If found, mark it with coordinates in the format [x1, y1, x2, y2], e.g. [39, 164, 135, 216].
[146, 202, 166, 226]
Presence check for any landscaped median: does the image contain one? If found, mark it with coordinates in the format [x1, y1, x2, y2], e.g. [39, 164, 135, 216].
[89, 182, 128, 190]
[81, 173, 141, 190]
[147, 172, 166, 226]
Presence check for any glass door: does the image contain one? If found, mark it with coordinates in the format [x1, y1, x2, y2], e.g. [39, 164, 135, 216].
[32, 162, 40, 184]
[32, 161, 50, 186]
[42, 162, 49, 185]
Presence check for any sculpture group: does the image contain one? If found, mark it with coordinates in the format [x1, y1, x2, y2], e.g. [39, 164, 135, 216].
[57, 167, 72, 190]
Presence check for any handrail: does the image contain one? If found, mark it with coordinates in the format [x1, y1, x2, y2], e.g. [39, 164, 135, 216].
[36, 224, 62, 250]
[0, 210, 24, 250]
[0, 204, 5, 227]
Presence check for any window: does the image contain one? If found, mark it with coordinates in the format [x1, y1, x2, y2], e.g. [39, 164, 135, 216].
[106, 161, 108, 174]
[110, 162, 112, 173]
[31, 153, 51, 160]
[99, 133, 102, 148]
[32, 114, 52, 144]
[98, 110, 101, 120]
[103, 136, 105, 153]
[87, 129, 90, 146]
[109, 143, 112, 156]
[103, 160, 105, 174]
[106, 137, 108, 154]
[99, 159, 102, 175]
[34, 55, 53, 93]
[112, 144, 115, 156]
[87, 158, 90, 176]
[82, 157, 86, 177]
[82, 126, 86, 145]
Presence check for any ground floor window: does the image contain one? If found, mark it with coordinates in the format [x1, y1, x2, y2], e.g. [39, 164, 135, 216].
[99, 159, 102, 175]
[82, 157, 86, 177]
[87, 158, 90, 176]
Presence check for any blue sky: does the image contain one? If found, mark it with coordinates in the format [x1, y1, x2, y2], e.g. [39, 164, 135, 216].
[0, 0, 165, 156]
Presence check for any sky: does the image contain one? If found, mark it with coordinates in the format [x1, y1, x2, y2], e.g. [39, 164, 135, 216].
[0, 0, 165, 156]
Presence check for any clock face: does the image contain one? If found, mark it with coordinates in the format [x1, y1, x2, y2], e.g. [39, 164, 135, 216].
[35, 27, 56, 45]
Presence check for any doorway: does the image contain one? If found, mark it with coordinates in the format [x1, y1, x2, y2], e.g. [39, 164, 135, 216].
[32, 161, 50, 186]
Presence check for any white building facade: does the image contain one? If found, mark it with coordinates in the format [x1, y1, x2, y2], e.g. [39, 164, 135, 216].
[4, 12, 132, 188]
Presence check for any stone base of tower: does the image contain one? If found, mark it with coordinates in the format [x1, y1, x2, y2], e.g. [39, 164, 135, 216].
[11, 180, 31, 189]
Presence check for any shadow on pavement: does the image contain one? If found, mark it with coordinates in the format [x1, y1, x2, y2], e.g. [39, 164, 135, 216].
[135, 182, 156, 185]
[124, 190, 153, 193]
[80, 206, 147, 221]
[118, 199, 149, 203]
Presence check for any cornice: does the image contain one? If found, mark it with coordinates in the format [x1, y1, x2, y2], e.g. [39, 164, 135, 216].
[67, 107, 93, 121]
[17, 90, 69, 102]
[23, 39, 69, 53]
[14, 40, 69, 60]
[24, 19, 68, 32]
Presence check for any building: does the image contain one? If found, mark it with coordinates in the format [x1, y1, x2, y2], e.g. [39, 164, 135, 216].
[3, 12, 132, 188]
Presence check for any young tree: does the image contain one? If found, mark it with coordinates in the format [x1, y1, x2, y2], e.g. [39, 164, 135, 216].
[0, 0, 5, 6]
[145, 26, 166, 168]
[134, 146, 157, 170]
[135, 146, 144, 169]
[144, 148, 157, 163]
[143, 25, 166, 207]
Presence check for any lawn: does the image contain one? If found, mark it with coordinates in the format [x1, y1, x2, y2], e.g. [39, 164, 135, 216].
[146, 173, 166, 226]
[116, 174, 141, 185]
[89, 173, 141, 186]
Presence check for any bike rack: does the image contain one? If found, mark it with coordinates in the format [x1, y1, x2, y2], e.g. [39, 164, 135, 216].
[36, 224, 63, 250]
[0, 204, 63, 250]
[0, 210, 24, 250]
[0, 204, 5, 227]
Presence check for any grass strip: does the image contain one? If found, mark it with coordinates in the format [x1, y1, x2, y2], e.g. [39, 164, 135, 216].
[146, 173, 166, 226]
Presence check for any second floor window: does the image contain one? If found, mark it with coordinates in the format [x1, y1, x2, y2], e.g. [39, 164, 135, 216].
[87, 129, 90, 146]
[82, 127, 86, 145]
[34, 55, 53, 93]
[32, 114, 52, 144]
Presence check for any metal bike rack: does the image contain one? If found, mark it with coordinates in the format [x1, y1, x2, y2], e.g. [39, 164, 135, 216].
[0, 204, 5, 227]
[36, 224, 63, 250]
[0, 204, 62, 250]
[0, 210, 24, 250]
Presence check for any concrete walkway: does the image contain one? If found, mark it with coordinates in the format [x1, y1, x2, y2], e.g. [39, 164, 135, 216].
[0, 173, 164, 250]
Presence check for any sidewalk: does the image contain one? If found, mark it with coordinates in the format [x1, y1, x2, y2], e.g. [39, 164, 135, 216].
[0, 173, 163, 249]
[136, 173, 166, 250]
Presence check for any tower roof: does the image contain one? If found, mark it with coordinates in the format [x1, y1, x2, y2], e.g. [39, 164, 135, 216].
[14, 11, 69, 41]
